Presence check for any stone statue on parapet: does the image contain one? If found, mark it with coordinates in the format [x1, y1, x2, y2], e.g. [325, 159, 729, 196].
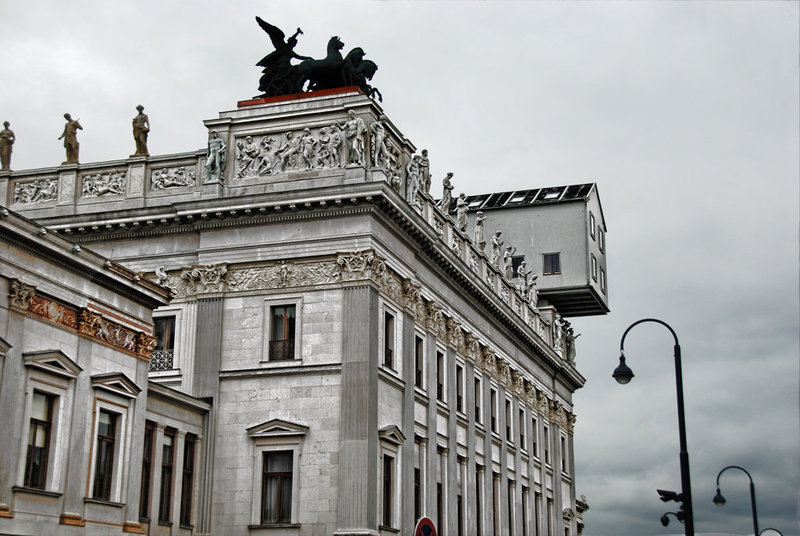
[517, 261, 532, 295]
[0, 121, 15, 171]
[474, 211, 487, 251]
[565, 322, 580, 364]
[419, 149, 431, 194]
[370, 116, 390, 169]
[59, 113, 82, 164]
[406, 155, 421, 207]
[490, 230, 503, 268]
[254, 18, 381, 101]
[440, 173, 454, 213]
[455, 193, 468, 231]
[337, 110, 366, 165]
[503, 245, 517, 279]
[527, 273, 539, 307]
[205, 130, 227, 183]
[132, 105, 150, 156]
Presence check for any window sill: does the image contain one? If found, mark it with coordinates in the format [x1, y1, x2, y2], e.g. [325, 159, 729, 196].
[84, 497, 124, 508]
[248, 523, 301, 530]
[158, 521, 173, 527]
[379, 525, 400, 534]
[12, 485, 62, 498]
[259, 359, 300, 369]
[180, 523, 194, 530]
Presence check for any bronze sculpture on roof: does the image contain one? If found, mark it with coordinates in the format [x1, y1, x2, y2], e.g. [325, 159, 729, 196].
[254, 17, 381, 101]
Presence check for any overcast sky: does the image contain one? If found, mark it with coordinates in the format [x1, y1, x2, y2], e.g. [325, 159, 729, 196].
[2, 2, 798, 535]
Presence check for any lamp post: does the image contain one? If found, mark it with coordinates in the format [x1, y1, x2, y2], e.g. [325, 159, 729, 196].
[612, 318, 694, 536]
[713, 465, 758, 536]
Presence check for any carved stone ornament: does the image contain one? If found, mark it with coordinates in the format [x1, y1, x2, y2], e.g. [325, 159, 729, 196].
[425, 302, 446, 339]
[10, 279, 36, 309]
[537, 391, 550, 415]
[81, 171, 126, 197]
[446, 317, 465, 353]
[481, 348, 497, 374]
[565, 412, 577, 434]
[524, 382, 538, 408]
[379, 270, 404, 305]
[179, 264, 228, 295]
[29, 294, 79, 329]
[500, 285, 509, 304]
[78, 309, 102, 337]
[469, 253, 480, 274]
[465, 333, 481, 364]
[13, 178, 58, 206]
[402, 279, 422, 315]
[451, 236, 463, 257]
[337, 250, 386, 283]
[151, 166, 196, 190]
[227, 260, 339, 291]
[136, 332, 158, 359]
[512, 370, 525, 397]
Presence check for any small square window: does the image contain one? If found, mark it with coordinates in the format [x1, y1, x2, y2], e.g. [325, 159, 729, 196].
[543, 253, 561, 275]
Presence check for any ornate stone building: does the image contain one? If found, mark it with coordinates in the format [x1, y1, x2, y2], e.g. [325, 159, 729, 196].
[0, 88, 600, 536]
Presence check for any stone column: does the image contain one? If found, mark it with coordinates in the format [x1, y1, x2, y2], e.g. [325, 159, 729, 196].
[0, 310, 25, 512]
[498, 385, 509, 535]
[122, 357, 150, 533]
[424, 331, 438, 525]
[401, 309, 416, 531]
[464, 361, 477, 535]
[446, 347, 458, 532]
[481, 377, 493, 535]
[335, 285, 379, 535]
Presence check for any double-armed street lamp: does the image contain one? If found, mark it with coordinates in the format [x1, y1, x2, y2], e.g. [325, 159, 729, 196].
[713, 465, 759, 536]
[612, 318, 694, 536]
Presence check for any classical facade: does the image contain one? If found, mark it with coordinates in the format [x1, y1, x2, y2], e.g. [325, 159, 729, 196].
[0, 87, 600, 536]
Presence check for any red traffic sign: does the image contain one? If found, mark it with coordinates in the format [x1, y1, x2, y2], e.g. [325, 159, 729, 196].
[414, 516, 437, 536]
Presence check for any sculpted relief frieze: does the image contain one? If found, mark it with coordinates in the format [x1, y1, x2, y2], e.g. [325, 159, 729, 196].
[81, 171, 126, 197]
[151, 166, 196, 190]
[13, 178, 58, 206]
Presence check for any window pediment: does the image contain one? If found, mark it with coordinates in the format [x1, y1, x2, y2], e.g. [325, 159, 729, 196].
[247, 419, 308, 439]
[91, 372, 141, 399]
[378, 425, 406, 446]
[0, 336, 11, 357]
[24, 349, 82, 379]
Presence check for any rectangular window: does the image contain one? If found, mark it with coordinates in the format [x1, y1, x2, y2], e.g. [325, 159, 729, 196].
[591, 254, 598, 281]
[93, 410, 118, 501]
[151, 316, 176, 371]
[457, 458, 464, 536]
[534, 492, 541, 536]
[474, 377, 482, 424]
[599, 227, 605, 252]
[544, 426, 550, 465]
[415, 335, 424, 389]
[522, 486, 529, 536]
[383, 312, 395, 370]
[543, 253, 561, 275]
[262, 451, 293, 524]
[159, 429, 175, 523]
[505, 399, 512, 442]
[560, 436, 568, 473]
[414, 467, 421, 522]
[547, 498, 553, 536]
[436, 350, 445, 402]
[382, 454, 394, 527]
[531, 416, 538, 458]
[600, 267, 606, 294]
[475, 465, 483, 536]
[490, 388, 498, 434]
[24, 391, 55, 489]
[589, 212, 596, 239]
[492, 473, 499, 536]
[519, 408, 526, 448]
[269, 305, 296, 361]
[139, 421, 155, 518]
[455, 364, 464, 413]
[508, 480, 515, 536]
[180, 434, 196, 526]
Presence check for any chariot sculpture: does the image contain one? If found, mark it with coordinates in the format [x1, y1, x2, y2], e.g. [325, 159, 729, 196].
[254, 17, 382, 101]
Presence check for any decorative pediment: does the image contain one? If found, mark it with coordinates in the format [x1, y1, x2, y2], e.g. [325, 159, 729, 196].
[91, 372, 141, 399]
[0, 336, 12, 357]
[247, 418, 309, 439]
[562, 508, 576, 520]
[378, 425, 406, 446]
[24, 349, 82, 379]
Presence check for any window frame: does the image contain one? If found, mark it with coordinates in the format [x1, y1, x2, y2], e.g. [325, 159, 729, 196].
[600, 267, 606, 294]
[158, 427, 176, 523]
[474, 375, 483, 425]
[151, 306, 184, 379]
[261, 450, 294, 524]
[91, 407, 121, 502]
[490, 387, 498, 435]
[589, 212, 596, 240]
[414, 333, 425, 390]
[543, 253, 561, 276]
[179, 433, 197, 527]
[455, 362, 465, 414]
[262, 295, 303, 364]
[598, 227, 605, 252]
[139, 420, 156, 519]
[24, 390, 56, 490]
[591, 254, 598, 282]
[436, 348, 446, 403]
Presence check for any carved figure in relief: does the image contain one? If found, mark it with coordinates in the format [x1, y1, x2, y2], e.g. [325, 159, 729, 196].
[206, 130, 227, 182]
[58, 113, 82, 164]
[406, 155, 421, 207]
[369, 116, 390, 169]
[503, 245, 517, 279]
[440, 172, 454, 213]
[526, 274, 539, 307]
[337, 110, 366, 165]
[0, 121, 15, 170]
[82, 173, 125, 197]
[131, 105, 150, 156]
[389, 161, 402, 193]
[155, 266, 169, 285]
[299, 128, 317, 170]
[419, 149, 431, 194]
[474, 211, 487, 251]
[274, 131, 301, 171]
[257, 137, 276, 175]
[237, 136, 261, 177]
[152, 167, 194, 190]
[455, 193, 468, 231]
[490, 230, 503, 268]
[15, 178, 58, 205]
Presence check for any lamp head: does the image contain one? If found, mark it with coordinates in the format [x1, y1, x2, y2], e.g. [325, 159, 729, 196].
[660, 514, 670, 527]
[713, 488, 726, 507]
[612, 354, 634, 385]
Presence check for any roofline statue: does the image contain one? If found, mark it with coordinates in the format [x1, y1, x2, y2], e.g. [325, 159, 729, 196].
[254, 17, 381, 101]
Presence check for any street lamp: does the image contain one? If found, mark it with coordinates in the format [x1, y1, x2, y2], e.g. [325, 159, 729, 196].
[758, 529, 784, 536]
[713, 465, 759, 536]
[613, 318, 694, 536]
